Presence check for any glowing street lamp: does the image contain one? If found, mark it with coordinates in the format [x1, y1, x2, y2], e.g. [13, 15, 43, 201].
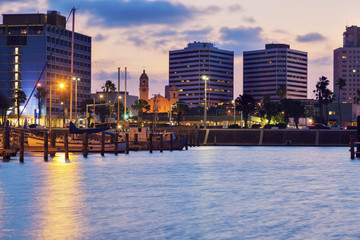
[202, 75, 209, 129]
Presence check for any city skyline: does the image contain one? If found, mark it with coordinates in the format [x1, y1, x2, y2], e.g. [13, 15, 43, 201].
[1, 0, 359, 98]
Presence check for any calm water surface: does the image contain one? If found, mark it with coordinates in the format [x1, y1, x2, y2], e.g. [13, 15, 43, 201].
[0, 146, 359, 239]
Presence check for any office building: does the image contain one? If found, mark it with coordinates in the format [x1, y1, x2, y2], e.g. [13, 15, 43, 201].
[0, 10, 91, 126]
[169, 42, 234, 106]
[243, 43, 307, 101]
[334, 26, 360, 103]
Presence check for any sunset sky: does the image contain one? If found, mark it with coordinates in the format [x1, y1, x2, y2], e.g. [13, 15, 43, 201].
[1, 0, 359, 99]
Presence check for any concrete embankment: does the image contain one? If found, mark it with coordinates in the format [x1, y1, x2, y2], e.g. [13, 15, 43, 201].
[198, 129, 357, 146]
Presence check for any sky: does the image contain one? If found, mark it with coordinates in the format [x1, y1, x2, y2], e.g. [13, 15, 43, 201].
[1, 0, 360, 99]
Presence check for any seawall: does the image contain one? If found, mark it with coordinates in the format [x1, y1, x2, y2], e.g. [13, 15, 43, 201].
[198, 129, 357, 146]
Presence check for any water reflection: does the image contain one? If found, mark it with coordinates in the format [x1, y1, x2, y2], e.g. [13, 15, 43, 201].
[30, 153, 86, 240]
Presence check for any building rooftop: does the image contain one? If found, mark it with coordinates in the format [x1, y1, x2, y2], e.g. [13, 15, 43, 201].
[265, 43, 290, 49]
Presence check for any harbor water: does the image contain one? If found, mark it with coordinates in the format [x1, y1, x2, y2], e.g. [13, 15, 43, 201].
[0, 146, 359, 239]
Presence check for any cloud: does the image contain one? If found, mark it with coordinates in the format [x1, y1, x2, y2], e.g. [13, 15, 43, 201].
[50, 0, 198, 27]
[219, 26, 263, 55]
[310, 56, 332, 66]
[228, 4, 242, 12]
[94, 34, 108, 42]
[127, 36, 145, 46]
[242, 16, 255, 23]
[296, 32, 325, 42]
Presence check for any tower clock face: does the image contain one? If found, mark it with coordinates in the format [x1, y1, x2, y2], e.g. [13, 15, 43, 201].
[142, 88, 147, 91]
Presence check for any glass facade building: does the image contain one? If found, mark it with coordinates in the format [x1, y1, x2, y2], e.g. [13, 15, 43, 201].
[243, 44, 308, 101]
[169, 42, 234, 106]
[0, 11, 91, 124]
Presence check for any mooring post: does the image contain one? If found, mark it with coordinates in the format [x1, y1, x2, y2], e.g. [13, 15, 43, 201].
[19, 130, 24, 163]
[134, 133, 138, 145]
[170, 134, 173, 152]
[160, 134, 163, 153]
[350, 135, 355, 159]
[149, 133, 153, 153]
[114, 130, 118, 155]
[82, 132, 88, 158]
[101, 132, 105, 156]
[178, 134, 182, 151]
[126, 133, 129, 154]
[189, 134, 192, 147]
[192, 134, 196, 147]
[44, 131, 48, 161]
[185, 135, 188, 150]
[2, 129, 10, 161]
[50, 131, 56, 157]
[64, 131, 69, 160]
[356, 116, 360, 157]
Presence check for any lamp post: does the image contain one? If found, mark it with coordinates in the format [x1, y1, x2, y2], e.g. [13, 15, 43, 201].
[232, 100, 236, 125]
[202, 75, 209, 129]
[73, 77, 80, 124]
[59, 83, 65, 126]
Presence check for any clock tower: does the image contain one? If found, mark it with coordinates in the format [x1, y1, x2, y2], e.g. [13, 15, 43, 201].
[139, 69, 149, 101]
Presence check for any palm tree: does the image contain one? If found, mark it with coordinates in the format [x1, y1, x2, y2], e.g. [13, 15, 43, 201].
[131, 99, 150, 122]
[235, 94, 256, 128]
[260, 95, 281, 126]
[101, 80, 116, 122]
[172, 102, 189, 125]
[354, 89, 360, 104]
[313, 76, 334, 124]
[34, 87, 48, 124]
[0, 94, 12, 127]
[288, 100, 305, 129]
[15, 90, 27, 127]
[335, 78, 346, 126]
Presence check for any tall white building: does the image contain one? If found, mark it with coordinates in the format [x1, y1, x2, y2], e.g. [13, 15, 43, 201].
[169, 42, 234, 106]
[243, 44, 307, 101]
[334, 26, 360, 102]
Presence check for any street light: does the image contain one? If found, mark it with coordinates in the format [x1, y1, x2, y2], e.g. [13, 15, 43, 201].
[202, 75, 209, 129]
[73, 77, 80, 124]
[232, 100, 236, 125]
[59, 83, 65, 126]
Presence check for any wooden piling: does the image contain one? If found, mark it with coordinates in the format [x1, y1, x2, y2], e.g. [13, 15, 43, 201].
[101, 132, 105, 156]
[160, 134, 163, 153]
[126, 133, 129, 154]
[170, 134, 173, 152]
[2, 129, 10, 161]
[149, 133, 153, 153]
[350, 136, 355, 159]
[64, 132, 69, 160]
[82, 132, 88, 158]
[44, 131, 48, 161]
[114, 130, 118, 155]
[19, 130, 24, 163]
[134, 133, 138, 145]
[192, 134, 196, 147]
[189, 134, 192, 147]
[185, 135, 188, 150]
[50, 131, 56, 157]
[178, 135, 182, 151]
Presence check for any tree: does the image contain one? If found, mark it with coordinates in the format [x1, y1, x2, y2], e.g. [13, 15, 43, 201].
[0, 94, 12, 127]
[313, 76, 334, 124]
[235, 94, 256, 128]
[101, 80, 116, 122]
[276, 84, 287, 100]
[289, 100, 305, 129]
[281, 98, 293, 125]
[260, 95, 281, 125]
[15, 90, 27, 127]
[354, 89, 360, 104]
[335, 78, 346, 126]
[131, 99, 150, 122]
[34, 87, 48, 124]
[172, 102, 189, 125]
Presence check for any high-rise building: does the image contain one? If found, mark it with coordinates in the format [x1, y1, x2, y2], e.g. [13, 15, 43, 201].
[334, 26, 360, 102]
[243, 44, 307, 101]
[169, 42, 234, 106]
[0, 10, 91, 126]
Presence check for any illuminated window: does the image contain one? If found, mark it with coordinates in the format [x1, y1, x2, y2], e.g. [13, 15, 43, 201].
[342, 56, 347, 59]
[15, 47, 19, 54]
[14, 64, 18, 72]
[329, 111, 336, 115]
[15, 73, 18, 80]
[15, 82, 18, 89]
[353, 70, 356, 72]
[14, 56, 18, 63]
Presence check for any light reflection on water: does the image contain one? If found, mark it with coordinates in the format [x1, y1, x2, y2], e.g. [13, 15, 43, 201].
[0, 146, 360, 239]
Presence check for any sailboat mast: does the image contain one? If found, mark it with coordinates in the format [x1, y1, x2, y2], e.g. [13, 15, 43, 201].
[70, 7, 75, 123]
[124, 67, 127, 121]
[117, 67, 120, 128]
